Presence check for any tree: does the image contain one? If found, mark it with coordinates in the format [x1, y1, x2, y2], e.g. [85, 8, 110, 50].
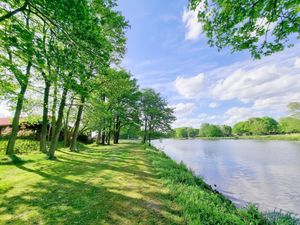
[232, 121, 250, 135]
[199, 123, 223, 137]
[1, 0, 128, 158]
[220, 125, 232, 137]
[189, 0, 300, 58]
[1, 9, 34, 155]
[288, 102, 300, 119]
[140, 89, 175, 146]
[175, 127, 189, 139]
[279, 117, 300, 133]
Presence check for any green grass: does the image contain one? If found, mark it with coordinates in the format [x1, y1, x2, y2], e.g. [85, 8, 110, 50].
[0, 142, 183, 225]
[236, 133, 300, 141]
[0, 141, 298, 224]
[195, 133, 300, 141]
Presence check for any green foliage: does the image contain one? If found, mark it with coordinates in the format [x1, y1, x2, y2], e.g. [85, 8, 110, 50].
[0, 138, 39, 154]
[220, 125, 232, 137]
[189, 0, 300, 58]
[175, 127, 189, 138]
[232, 121, 250, 135]
[233, 117, 279, 135]
[288, 102, 300, 119]
[140, 88, 175, 143]
[199, 123, 223, 137]
[279, 117, 300, 133]
[174, 127, 199, 138]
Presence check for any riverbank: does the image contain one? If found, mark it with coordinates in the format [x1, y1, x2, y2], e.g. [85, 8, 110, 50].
[194, 133, 300, 141]
[0, 142, 296, 224]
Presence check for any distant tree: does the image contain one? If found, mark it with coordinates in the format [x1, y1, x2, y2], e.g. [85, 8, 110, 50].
[288, 102, 300, 119]
[232, 121, 250, 135]
[279, 117, 300, 133]
[189, 0, 300, 58]
[220, 125, 232, 137]
[175, 127, 189, 139]
[199, 123, 223, 137]
[140, 89, 175, 146]
[261, 117, 279, 134]
[233, 117, 278, 135]
[188, 127, 199, 138]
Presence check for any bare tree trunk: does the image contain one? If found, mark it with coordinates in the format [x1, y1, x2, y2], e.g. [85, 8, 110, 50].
[113, 116, 121, 144]
[48, 87, 68, 159]
[101, 129, 106, 145]
[69, 96, 85, 152]
[96, 130, 101, 144]
[6, 84, 28, 155]
[63, 96, 74, 147]
[40, 78, 50, 153]
[143, 118, 148, 144]
[50, 72, 58, 141]
[148, 124, 152, 146]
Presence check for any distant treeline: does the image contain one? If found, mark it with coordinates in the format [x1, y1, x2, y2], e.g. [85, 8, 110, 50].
[173, 116, 300, 138]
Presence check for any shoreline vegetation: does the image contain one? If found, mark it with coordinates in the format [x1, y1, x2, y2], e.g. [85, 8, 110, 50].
[172, 133, 300, 141]
[1, 140, 299, 224]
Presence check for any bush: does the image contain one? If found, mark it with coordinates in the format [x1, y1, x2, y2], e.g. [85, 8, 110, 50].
[0, 138, 39, 154]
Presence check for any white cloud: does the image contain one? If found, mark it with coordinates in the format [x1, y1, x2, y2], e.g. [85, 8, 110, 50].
[182, 5, 202, 40]
[224, 107, 265, 125]
[211, 63, 300, 105]
[295, 57, 300, 68]
[172, 113, 221, 128]
[171, 102, 196, 118]
[174, 73, 205, 98]
[208, 102, 219, 108]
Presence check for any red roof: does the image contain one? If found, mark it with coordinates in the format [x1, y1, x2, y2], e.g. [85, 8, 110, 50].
[0, 118, 12, 127]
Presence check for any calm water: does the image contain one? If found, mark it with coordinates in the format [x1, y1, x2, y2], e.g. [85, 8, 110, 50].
[152, 139, 300, 215]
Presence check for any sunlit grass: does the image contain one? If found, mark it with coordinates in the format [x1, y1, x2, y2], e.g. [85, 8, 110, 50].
[0, 143, 182, 225]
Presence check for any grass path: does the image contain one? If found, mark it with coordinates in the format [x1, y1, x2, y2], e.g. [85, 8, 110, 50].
[0, 143, 183, 225]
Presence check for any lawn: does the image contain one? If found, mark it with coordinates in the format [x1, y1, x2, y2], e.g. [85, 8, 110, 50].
[0, 143, 182, 225]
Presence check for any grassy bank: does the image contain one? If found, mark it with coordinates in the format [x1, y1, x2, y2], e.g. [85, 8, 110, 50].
[236, 133, 300, 141]
[0, 141, 298, 224]
[194, 133, 300, 141]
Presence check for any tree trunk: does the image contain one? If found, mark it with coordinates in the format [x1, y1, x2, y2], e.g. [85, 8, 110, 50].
[143, 118, 148, 144]
[48, 88, 68, 159]
[69, 96, 85, 152]
[107, 131, 111, 145]
[40, 78, 50, 153]
[63, 96, 74, 147]
[6, 84, 27, 155]
[96, 130, 101, 145]
[148, 124, 152, 146]
[101, 129, 106, 145]
[50, 74, 58, 141]
[113, 116, 121, 144]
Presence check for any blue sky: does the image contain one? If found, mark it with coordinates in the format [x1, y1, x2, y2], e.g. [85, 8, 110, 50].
[117, 0, 300, 128]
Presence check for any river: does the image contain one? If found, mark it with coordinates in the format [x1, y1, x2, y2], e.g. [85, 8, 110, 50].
[152, 139, 300, 216]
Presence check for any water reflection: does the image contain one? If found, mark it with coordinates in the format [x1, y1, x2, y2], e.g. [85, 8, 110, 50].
[153, 139, 300, 215]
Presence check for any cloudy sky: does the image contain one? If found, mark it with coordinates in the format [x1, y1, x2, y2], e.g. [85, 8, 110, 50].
[117, 0, 300, 128]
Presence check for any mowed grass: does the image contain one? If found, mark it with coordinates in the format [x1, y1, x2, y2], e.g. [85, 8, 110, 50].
[0, 143, 183, 225]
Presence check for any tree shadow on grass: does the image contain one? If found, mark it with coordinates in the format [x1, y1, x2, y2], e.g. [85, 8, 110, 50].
[0, 146, 182, 225]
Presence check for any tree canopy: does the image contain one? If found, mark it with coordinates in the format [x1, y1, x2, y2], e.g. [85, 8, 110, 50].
[189, 0, 300, 58]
